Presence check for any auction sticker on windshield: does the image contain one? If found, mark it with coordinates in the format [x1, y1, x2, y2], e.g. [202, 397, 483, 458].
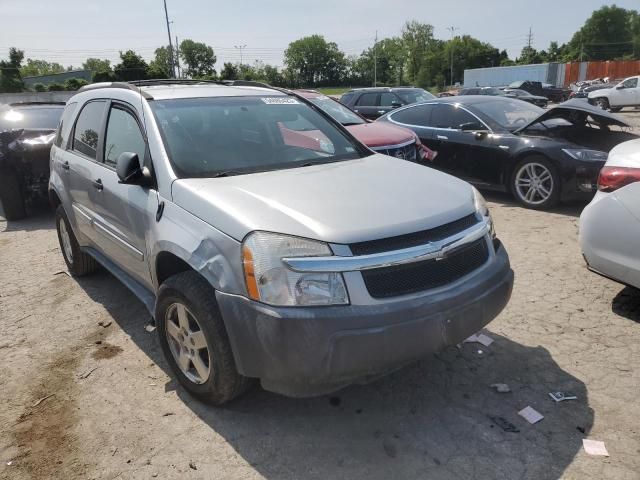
[261, 97, 300, 105]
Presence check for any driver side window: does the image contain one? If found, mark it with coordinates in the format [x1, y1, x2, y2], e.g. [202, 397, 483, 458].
[104, 107, 146, 169]
[430, 104, 476, 129]
[622, 77, 638, 89]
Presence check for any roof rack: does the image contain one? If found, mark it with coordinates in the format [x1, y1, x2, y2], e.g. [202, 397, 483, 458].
[78, 81, 154, 99]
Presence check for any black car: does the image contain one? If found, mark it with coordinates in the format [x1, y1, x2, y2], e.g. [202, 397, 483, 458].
[458, 87, 506, 96]
[340, 87, 435, 120]
[0, 102, 64, 220]
[508, 81, 571, 103]
[378, 96, 637, 209]
[502, 89, 549, 108]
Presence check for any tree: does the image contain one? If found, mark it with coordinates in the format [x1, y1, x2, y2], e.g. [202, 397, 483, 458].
[64, 78, 89, 91]
[219, 62, 239, 80]
[20, 59, 65, 77]
[82, 58, 111, 73]
[148, 46, 172, 79]
[0, 47, 25, 93]
[114, 50, 148, 81]
[33, 83, 46, 92]
[47, 82, 66, 91]
[401, 21, 435, 83]
[565, 5, 639, 60]
[179, 40, 216, 78]
[284, 35, 346, 87]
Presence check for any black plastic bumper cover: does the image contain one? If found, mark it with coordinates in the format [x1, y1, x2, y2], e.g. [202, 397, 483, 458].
[216, 242, 514, 397]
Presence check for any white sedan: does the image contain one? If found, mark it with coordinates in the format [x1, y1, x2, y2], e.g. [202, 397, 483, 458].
[580, 138, 640, 289]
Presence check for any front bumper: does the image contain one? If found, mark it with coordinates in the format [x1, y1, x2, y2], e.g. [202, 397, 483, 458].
[216, 242, 513, 397]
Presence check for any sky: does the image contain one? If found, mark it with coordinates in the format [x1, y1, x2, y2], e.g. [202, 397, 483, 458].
[1, 0, 637, 71]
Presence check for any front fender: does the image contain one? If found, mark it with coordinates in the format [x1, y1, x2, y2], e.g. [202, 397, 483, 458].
[148, 200, 246, 295]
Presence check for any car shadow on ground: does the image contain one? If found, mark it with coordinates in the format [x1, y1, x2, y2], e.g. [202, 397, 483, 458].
[0, 202, 55, 233]
[612, 286, 640, 323]
[481, 191, 588, 219]
[74, 270, 594, 480]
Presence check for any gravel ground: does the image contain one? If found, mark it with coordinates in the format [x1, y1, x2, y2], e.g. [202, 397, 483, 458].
[1, 110, 639, 480]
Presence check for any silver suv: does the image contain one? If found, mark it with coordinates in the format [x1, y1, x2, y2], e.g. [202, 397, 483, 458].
[49, 80, 513, 404]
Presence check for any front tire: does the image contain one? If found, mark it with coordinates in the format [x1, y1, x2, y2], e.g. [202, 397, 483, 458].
[55, 204, 98, 276]
[0, 169, 27, 220]
[156, 271, 252, 405]
[511, 156, 560, 210]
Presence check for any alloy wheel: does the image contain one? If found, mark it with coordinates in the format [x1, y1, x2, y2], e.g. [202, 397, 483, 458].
[165, 303, 211, 384]
[514, 162, 554, 206]
[58, 218, 74, 264]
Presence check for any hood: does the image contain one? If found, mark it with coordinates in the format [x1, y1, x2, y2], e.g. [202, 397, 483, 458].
[345, 122, 415, 148]
[0, 129, 56, 160]
[171, 154, 476, 244]
[514, 98, 631, 133]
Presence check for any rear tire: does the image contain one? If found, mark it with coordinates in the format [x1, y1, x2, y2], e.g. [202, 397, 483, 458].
[511, 156, 560, 210]
[55, 204, 98, 276]
[0, 169, 27, 220]
[156, 271, 252, 405]
[594, 97, 610, 111]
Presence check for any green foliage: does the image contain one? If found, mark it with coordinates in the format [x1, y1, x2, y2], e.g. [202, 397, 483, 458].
[20, 59, 65, 77]
[220, 62, 238, 80]
[82, 58, 111, 73]
[47, 82, 66, 91]
[33, 83, 46, 92]
[64, 78, 89, 91]
[0, 47, 25, 93]
[284, 35, 346, 87]
[92, 70, 116, 83]
[114, 50, 148, 81]
[179, 40, 216, 78]
[148, 46, 172, 78]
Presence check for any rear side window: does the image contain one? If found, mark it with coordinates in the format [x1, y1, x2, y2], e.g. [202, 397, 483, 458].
[390, 104, 434, 127]
[104, 107, 146, 168]
[380, 92, 400, 107]
[356, 93, 378, 106]
[54, 102, 77, 148]
[430, 104, 476, 129]
[73, 101, 106, 160]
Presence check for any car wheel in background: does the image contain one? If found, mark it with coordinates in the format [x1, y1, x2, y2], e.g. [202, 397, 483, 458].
[511, 156, 560, 209]
[156, 271, 252, 405]
[594, 98, 610, 110]
[610, 107, 622, 113]
[55, 204, 98, 276]
[0, 169, 27, 220]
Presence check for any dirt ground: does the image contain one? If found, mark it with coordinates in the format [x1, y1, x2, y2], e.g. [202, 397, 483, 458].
[1, 112, 640, 480]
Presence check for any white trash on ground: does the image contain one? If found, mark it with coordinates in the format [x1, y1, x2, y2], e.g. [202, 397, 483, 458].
[583, 439, 609, 456]
[518, 406, 544, 424]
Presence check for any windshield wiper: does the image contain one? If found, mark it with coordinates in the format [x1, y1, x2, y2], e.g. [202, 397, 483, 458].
[212, 170, 242, 178]
[341, 122, 364, 126]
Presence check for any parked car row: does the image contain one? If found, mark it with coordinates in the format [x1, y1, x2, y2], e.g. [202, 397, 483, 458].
[587, 75, 640, 112]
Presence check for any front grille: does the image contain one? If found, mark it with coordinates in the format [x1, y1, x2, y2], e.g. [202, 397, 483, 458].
[372, 142, 417, 162]
[361, 238, 490, 298]
[350, 213, 478, 256]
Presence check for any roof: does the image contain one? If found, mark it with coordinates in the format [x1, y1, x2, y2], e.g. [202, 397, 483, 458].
[347, 86, 420, 93]
[78, 80, 287, 101]
[2, 102, 66, 110]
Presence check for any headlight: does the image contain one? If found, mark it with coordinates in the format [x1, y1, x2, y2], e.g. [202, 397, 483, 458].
[562, 149, 608, 162]
[472, 187, 495, 238]
[242, 231, 349, 306]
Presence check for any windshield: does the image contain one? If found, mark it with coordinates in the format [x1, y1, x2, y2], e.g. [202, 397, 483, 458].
[395, 89, 435, 104]
[308, 95, 365, 125]
[473, 98, 543, 131]
[483, 88, 504, 96]
[0, 106, 63, 132]
[150, 96, 365, 178]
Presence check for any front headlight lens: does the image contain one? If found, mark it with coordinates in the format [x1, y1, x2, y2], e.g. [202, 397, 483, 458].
[562, 148, 608, 162]
[472, 187, 495, 238]
[242, 231, 348, 306]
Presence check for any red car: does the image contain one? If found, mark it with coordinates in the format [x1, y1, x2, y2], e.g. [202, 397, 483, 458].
[293, 89, 436, 162]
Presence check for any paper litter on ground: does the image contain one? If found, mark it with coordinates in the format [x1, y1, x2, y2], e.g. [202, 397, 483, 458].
[464, 333, 494, 347]
[549, 391, 578, 402]
[518, 406, 544, 424]
[491, 383, 511, 393]
[583, 439, 609, 456]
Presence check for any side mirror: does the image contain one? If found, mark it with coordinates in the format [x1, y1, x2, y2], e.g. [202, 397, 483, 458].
[116, 152, 151, 185]
[391, 101, 403, 108]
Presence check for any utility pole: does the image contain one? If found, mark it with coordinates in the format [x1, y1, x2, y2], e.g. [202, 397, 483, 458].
[234, 45, 247, 66]
[175, 35, 180, 77]
[527, 27, 533, 49]
[373, 30, 378, 87]
[163, 0, 175, 77]
[447, 26, 458, 87]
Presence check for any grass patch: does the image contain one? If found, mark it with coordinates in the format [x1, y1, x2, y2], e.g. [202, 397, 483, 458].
[317, 87, 351, 96]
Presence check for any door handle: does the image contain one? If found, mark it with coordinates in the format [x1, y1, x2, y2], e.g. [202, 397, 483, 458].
[437, 135, 449, 140]
[92, 178, 103, 191]
[61, 161, 70, 171]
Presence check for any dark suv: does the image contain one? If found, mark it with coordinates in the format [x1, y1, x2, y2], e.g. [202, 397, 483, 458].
[340, 87, 435, 120]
